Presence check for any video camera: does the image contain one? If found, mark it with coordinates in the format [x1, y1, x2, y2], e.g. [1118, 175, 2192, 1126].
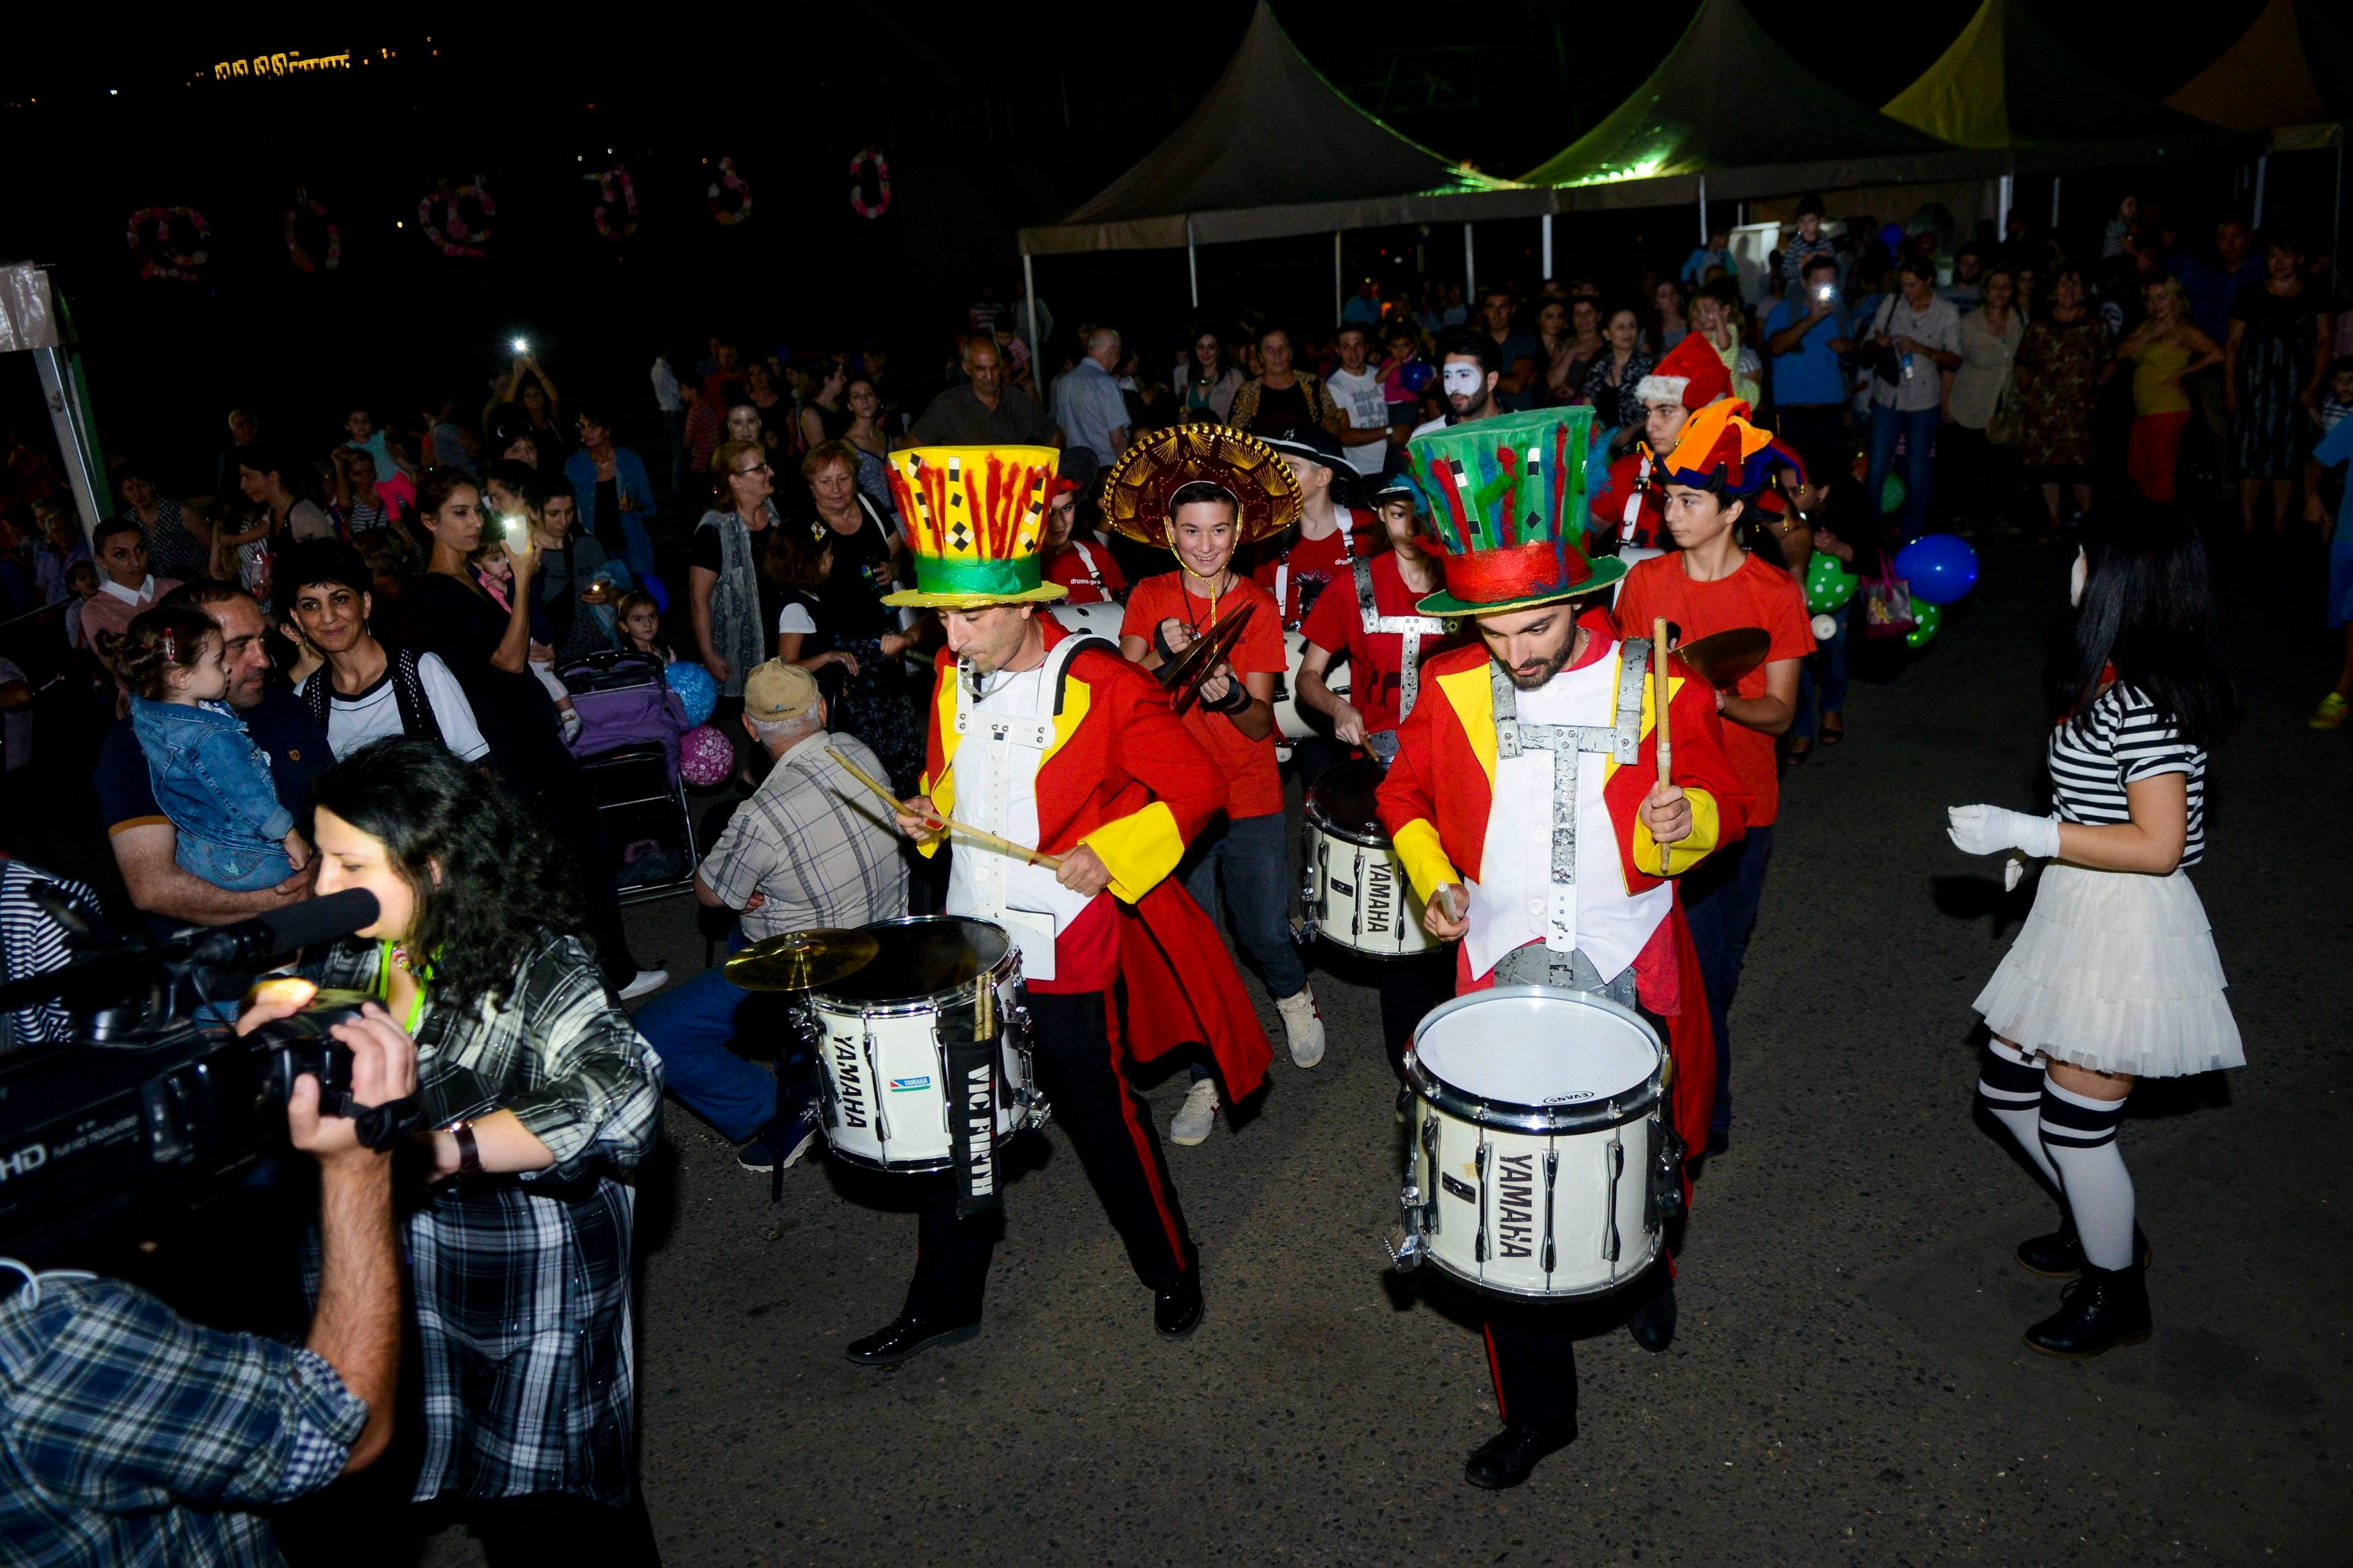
[0, 888, 403, 1266]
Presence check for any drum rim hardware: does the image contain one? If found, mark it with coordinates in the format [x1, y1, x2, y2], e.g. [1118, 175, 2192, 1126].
[1406, 987, 1665, 1135]
[807, 915, 1012, 1017]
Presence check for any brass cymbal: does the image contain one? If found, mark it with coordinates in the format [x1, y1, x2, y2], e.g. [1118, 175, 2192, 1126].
[1675, 627, 1771, 689]
[1158, 600, 1257, 715]
[723, 929, 881, 992]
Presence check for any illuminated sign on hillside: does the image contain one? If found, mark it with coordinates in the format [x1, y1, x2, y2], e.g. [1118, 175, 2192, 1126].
[211, 49, 362, 81]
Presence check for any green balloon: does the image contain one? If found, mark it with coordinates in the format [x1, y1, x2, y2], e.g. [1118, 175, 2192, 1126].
[1881, 473, 1907, 513]
[1805, 551, 1858, 614]
[1905, 597, 1942, 648]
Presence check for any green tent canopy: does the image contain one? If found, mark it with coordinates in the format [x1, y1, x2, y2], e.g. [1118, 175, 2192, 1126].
[2164, 0, 2353, 132]
[1519, 0, 1949, 188]
[1882, 0, 2203, 149]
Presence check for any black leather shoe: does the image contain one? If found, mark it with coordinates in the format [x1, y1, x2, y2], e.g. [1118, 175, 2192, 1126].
[1154, 1275, 1205, 1339]
[2017, 1219, 2152, 1278]
[1626, 1276, 1677, 1354]
[1464, 1423, 1577, 1489]
[2024, 1264, 2152, 1358]
[844, 1313, 982, 1366]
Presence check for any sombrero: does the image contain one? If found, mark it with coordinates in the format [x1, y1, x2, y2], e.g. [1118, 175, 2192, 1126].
[1100, 423, 1303, 547]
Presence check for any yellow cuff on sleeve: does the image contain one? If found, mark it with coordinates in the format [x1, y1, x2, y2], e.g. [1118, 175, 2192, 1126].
[1633, 787, 1721, 877]
[1082, 800, 1187, 903]
[1392, 818, 1461, 905]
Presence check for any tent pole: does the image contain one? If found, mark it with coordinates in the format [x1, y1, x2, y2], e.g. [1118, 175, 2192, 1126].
[1186, 217, 1199, 311]
[1697, 175, 1708, 245]
[1542, 214, 1553, 281]
[1464, 223, 1476, 299]
[2254, 153, 2270, 229]
[2050, 176, 2061, 229]
[1998, 174, 2013, 237]
[1333, 231, 1343, 327]
[2334, 137, 2345, 298]
[1021, 251, 1041, 393]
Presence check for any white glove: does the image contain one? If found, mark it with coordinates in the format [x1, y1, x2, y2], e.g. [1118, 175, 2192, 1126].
[1947, 804, 2061, 860]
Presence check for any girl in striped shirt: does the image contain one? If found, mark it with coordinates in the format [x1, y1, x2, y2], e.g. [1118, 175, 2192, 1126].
[1945, 505, 2243, 1360]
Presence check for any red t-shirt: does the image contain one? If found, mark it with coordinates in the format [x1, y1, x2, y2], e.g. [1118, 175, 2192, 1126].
[1299, 551, 1466, 736]
[1612, 551, 1814, 825]
[1250, 508, 1380, 628]
[1121, 572, 1286, 820]
[1040, 538, 1127, 603]
[1588, 449, 1665, 551]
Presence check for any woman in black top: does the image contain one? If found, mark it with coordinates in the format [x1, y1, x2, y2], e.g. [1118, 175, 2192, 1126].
[787, 442, 922, 789]
[796, 360, 852, 453]
[411, 468, 659, 999]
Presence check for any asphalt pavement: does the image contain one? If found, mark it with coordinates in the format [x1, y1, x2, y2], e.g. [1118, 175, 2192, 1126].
[398, 528, 2348, 1566]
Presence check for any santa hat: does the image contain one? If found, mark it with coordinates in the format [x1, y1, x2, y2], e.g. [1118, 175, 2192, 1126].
[1632, 332, 1732, 412]
[1658, 401, 1778, 497]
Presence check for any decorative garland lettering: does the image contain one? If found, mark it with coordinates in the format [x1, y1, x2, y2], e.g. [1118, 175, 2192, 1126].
[283, 188, 342, 272]
[849, 147, 891, 220]
[587, 164, 638, 239]
[126, 206, 210, 282]
[706, 157, 753, 226]
[417, 176, 495, 258]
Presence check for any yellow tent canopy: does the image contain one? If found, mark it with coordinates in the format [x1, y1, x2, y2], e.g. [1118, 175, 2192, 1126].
[1882, 0, 2203, 150]
[2164, 0, 2353, 132]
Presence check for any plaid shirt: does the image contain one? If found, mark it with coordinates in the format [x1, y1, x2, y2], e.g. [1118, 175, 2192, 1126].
[0, 1268, 364, 1568]
[307, 930, 662, 1505]
[701, 729, 908, 941]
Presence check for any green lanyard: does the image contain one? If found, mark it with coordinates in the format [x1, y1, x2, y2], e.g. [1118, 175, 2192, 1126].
[373, 940, 430, 1034]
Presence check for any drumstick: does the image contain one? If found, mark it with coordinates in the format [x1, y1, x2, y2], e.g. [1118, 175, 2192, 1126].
[826, 747, 1066, 872]
[1650, 617, 1673, 789]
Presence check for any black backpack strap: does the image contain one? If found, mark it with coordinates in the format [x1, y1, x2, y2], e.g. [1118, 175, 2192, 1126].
[389, 647, 446, 746]
[299, 669, 331, 733]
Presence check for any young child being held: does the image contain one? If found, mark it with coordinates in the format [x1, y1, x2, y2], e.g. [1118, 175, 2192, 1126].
[614, 589, 674, 663]
[2311, 356, 2353, 436]
[472, 534, 581, 740]
[106, 606, 309, 892]
[64, 560, 100, 649]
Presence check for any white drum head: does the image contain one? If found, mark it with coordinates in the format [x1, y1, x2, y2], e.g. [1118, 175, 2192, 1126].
[1414, 988, 1658, 1108]
[1048, 600, 1125, 642]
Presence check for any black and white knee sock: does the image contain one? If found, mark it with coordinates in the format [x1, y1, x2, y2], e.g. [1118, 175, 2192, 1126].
[2038, 1081, 2136, 1270]
[1977, 1040, 2059, 1188]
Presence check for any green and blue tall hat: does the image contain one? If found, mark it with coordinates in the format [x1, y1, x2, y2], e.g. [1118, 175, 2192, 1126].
[1404, 405, 1623, 616]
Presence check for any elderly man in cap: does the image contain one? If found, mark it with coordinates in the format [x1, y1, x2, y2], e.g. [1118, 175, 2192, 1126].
[633, 660, 908, 1171]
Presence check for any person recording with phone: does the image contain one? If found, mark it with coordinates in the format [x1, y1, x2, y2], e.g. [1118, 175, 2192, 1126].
[1765, 253, 1856, 458]
[0, 1001, 413, 1566]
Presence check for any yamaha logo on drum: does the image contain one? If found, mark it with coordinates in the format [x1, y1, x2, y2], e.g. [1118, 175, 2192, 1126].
[830, 1036, 869, 1128]
[1494, 1153, 1536, 1259]
[1363, 860, 1394, 934]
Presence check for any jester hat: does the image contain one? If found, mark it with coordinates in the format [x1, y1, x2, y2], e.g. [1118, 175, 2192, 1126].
[883, 445, 1070, 607]
[1404, 405, 1624, 616]
[1657, 399, 1778, 497]
[1101, 424, 1303, 547]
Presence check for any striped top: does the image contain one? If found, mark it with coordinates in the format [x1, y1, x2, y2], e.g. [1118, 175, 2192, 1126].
[2046, 684, 2206, 866]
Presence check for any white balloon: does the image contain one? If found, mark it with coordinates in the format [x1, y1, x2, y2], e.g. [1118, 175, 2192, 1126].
[1810, 613, 1838, 641]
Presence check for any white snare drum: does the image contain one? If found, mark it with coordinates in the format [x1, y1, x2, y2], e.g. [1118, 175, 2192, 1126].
[808, 917, 1047, 1173]
[1047, 600, 1125, 643]
[1302, 760, 1433, 958]
[1391, 987, 1669, 1298]
[1273, 628, 1349, 743]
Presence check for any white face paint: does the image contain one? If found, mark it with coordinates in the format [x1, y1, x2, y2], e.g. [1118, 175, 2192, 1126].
[1442, 363, 1484, 397]
[2068, 547, 2087, 608]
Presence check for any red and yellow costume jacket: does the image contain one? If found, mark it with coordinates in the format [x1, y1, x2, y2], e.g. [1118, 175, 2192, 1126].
[918, 619, 1274, 1100]
[1374, 612, 1751, 1157]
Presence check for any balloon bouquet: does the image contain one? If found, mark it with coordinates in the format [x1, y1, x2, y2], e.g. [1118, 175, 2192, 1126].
[1803, 533, 1977, 649]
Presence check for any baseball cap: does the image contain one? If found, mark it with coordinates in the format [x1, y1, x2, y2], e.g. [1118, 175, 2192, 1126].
[743, 660, 822, 720]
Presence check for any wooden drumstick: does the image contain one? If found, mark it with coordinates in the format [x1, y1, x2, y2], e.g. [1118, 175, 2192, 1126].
[1650, 617, 1673, 788]
[826, 747, 1066, 872]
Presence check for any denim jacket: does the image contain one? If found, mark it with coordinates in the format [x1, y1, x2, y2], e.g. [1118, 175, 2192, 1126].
[129, 696, 295, 889]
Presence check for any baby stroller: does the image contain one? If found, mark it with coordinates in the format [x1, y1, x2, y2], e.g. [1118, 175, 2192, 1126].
[561, 650, 697, 904]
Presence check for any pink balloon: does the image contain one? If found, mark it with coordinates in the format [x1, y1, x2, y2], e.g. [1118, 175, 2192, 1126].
[678, 725, 735, 788]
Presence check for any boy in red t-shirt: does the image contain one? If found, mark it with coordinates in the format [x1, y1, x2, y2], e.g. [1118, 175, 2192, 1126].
[1298, 477, 1462, 749]
[1038, 472, 1127, 604]
[1611, 402, 1812, 1153]
[1250, 425, 1380, 629]
[1121, 478, 1323, 1143]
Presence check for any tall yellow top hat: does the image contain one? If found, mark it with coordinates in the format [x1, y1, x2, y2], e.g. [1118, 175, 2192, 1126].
[881, 445, 1072, 608]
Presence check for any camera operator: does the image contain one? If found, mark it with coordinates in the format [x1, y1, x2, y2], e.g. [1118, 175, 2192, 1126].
[0, 1001, 414, 1566]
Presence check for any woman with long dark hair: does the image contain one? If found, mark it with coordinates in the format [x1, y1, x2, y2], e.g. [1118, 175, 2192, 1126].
[235, 737, 663, 1561]
[1946, 501, 2243, 1358]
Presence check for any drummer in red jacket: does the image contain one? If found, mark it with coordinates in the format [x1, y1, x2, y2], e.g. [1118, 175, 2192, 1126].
[1586, 332, 1732, 554]
[856, 441, 1273, 1366]
[1376, 407, 1749, 1491]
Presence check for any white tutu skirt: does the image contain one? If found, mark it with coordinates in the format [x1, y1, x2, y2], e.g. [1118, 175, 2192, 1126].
[1973, 862, 2245, 1078]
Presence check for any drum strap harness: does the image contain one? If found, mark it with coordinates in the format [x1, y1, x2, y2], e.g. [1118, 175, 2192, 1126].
[1068, 539, 1110, 601]
[1488, 638, 1650, 991]
[1351, 556, 1447, 723]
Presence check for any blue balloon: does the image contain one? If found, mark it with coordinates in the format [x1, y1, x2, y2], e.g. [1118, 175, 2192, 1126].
[1878, 221, 1905, 249]
[664, 660, 719, 727]
[1893, 533, 1980, 606]
[1400, 360, 1434, 394]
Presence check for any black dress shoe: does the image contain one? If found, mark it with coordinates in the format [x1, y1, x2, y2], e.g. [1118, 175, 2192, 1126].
[1464, 1423, 1577, 1489]
[1154, 1274, 1205, 1339]
[2016, 1218, 2152, 1278]
[1626, 1276, 1677, 1354]
[2024, 1264, 2152, 1359]
[844, 1313, 982, 1366]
